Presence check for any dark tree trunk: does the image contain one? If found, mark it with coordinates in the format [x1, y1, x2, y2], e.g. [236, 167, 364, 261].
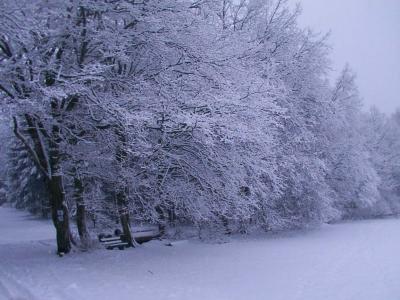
[14, 114, 72, 255]
[48, 107, 72, 255]
[48, 175, 72, 255]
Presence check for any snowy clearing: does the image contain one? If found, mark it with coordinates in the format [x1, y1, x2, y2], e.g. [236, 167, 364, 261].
[0, 206, 400, 300]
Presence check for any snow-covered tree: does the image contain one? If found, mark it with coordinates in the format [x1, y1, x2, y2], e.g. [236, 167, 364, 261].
[324, 67, 380, 218]
[1, 0, 398, 254]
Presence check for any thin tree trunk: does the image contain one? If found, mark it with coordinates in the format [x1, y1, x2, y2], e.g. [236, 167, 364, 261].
[76, 203, 90, 247]
[74, 176, 90, 248]
[115, 126, 135, 247]
[155, 204, 166, 236]
[116, 189, 134, 247]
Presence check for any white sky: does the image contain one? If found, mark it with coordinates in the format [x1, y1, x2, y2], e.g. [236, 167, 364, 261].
[293, 0, 400, 114]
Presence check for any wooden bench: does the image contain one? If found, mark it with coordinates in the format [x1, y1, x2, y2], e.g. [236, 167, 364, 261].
[133, 227, 160, 244]
[98, 234, 130, 250]
[99, 227, 160, 250]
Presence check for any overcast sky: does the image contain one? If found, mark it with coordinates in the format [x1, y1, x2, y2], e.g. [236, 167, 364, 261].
[293, 0, 400, 114]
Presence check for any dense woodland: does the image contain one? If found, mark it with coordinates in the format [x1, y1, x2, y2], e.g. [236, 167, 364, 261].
[0, 0, 399, 255]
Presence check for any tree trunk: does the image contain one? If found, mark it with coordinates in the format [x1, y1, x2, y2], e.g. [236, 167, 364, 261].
[73, 176, 90, 248]
[14, 114, 72, 255]
[49, 109, 72, 255]
[155, 204, 166, 236]
[116, 190, 134, 247]
[48, 175, 72, 255]
[114, 126, 135, 247]
[76, 203, 90, 248]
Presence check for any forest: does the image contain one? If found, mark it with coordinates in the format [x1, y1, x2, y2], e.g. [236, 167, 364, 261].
[0, 0, 399, 256]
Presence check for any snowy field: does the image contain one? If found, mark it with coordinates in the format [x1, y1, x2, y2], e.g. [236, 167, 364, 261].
[0, 206, 400, 300]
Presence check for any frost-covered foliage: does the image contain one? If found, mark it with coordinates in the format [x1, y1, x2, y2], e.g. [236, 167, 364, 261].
[0, 117, 8, 205]
[363, 108, 400, 215]
[0, 0, 398, 246]
[323, 67, 381, 218]
[6, 141, 51, 216]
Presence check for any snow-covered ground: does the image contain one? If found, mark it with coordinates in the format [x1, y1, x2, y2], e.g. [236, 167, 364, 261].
[0, 206, 399, 300]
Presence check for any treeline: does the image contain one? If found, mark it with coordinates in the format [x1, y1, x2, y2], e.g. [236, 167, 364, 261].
[0, 0, 399, 254]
